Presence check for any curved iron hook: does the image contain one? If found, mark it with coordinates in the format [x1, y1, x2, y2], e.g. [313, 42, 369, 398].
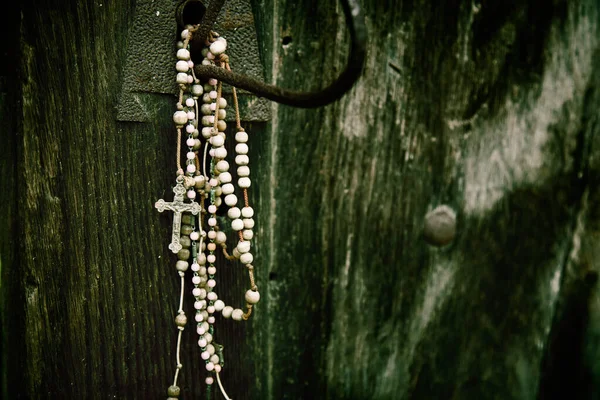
[190, 0, 367, 108]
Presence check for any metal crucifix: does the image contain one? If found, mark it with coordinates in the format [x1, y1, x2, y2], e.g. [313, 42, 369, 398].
[155, 181, 201, 253]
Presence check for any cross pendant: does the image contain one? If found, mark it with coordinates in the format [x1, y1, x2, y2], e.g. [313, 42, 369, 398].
[155, 181, 202, 253]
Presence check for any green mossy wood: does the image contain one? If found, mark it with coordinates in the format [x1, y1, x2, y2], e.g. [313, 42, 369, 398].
[2, 0, 600, 399]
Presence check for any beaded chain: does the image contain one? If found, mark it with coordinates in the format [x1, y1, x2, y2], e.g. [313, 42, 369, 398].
[155, 25, 260, 400]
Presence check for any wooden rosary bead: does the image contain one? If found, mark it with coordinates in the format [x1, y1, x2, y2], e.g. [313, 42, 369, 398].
[175, 313, 187, 327]
[167, 385, 181, 397]
[177, 248, 190, 261]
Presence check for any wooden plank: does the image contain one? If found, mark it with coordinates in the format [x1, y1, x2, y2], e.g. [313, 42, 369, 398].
[2, 0, 599, 398]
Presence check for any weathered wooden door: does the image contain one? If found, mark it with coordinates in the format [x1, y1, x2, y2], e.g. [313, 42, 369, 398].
[2, 0, 599, 399]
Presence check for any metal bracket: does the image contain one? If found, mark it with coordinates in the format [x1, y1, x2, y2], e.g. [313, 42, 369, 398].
[117, 0, 270, 122]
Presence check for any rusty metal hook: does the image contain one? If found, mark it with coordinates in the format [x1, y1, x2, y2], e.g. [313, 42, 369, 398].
[188, 0, 366, 108]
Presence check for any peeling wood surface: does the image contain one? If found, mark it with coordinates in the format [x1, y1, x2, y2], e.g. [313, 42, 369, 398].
[1, 0, 600, 399]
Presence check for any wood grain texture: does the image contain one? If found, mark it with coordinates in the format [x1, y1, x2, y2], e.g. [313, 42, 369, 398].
[1, 0, 600, 399]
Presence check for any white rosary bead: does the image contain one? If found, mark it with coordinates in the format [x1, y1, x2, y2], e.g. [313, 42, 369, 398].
[243, 218, 255, 229]
[208, 316, 216, 324]
[201, 104, 212, 114]
[221, 184, 234, 196]
[215, 231, 227, 244]
[218, 98, 227, 108]
[176, 60, 189, 72]
[181, 29, 190, 40]
[198, 322, 209, 334]
[191, 263, 200, 272]
[206, 377, 214, 385]
[190, 231, 200, 241]
[214, 147, 227, 159]
[198, 338, 207, 348]
[237, 166, 250, 177]
[191, 84, 203, 97]
[187, 190, 196, 199]
[202, 127, 213, 138]
[195, 313, 203, 322]
[222, 306, 233, 318]
[215, 160, 229, 172]
[192, 287, 204, 298]
[197, 253, 207, 265]
[207, 279, 216, 288]
[225, 194, 238, 207]
[205, 363, 215, 372]
[186, 164, 196, 174]
[245, 289, 260, 304]
[209, 38, 227, 55]
[207, 266, 216, 275]
[194, 300, 206, 310]
[242, 229, 254, 240]
[207, 291, 218, 301]
[186, 111, 195, 120]
[241, 207, 254, 218]
[202, 115, 214, 126]
[186, 138, 195, 147]
[235, 143, 249, 154]
[176, 260, 189, 271]
[202, 59, 212, 66]
[209, 90, 218, 99]
[227, 207, 241, 219]
[194, 175, 205, 187]
[235, 155, 249, 165]
[208, 204, 217, 214]
[187, 75, 194, 84]
[235, 130, 248, 142]
[207, 305, 215, 314]
[205, 336, 214, 346]
[231, 218, 244, 231]
[177, 48, 190, 60]
[219, 172, 232, 183]
[177, 41, 184, 49]
[173, 111, 188, 126]
[238, 177, 251, 188]
[176, 72, 189, 84]
[232, 309, 244, 321]
[210, 135, 224, 147]
[210, 354, 220, 364]
[186, 151, 195, 160]
[214, 299, 225, 311]
[201, 351, 210, 360]
[186, 124, 195, 134]
[207, 254, 216, 263]
[185, 97, 195, 107]
[232, 247, 241, 259]
[240, 252, 253, 264]
[237, 241, 251, 253]
[208, 217, 217, 226]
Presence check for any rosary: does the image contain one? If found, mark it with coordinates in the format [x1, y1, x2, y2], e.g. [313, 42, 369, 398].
[155, 24, 259, 399]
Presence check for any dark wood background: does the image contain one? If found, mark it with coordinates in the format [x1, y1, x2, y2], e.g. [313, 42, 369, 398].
[2, 0, 600, 399]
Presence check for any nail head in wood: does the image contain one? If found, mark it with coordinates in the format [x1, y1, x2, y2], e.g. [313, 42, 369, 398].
[423, 205, 457, 247]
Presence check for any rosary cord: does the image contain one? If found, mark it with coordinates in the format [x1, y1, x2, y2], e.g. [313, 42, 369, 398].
[225, 62, 242, 130]
[216, 371, 233, 400]
[176, 128, 183, 172]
